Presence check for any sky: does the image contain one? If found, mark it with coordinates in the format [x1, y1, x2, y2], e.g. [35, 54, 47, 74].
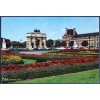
[1, 17, 99, 42]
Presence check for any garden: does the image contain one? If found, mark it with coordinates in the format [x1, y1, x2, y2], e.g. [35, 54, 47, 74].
[1, 49, 99, 83]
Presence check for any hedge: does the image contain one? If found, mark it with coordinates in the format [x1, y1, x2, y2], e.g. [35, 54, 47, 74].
[2, 60, 98, 83]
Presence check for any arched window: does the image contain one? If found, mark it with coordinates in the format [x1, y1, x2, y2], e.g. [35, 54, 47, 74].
[81, 41, 88, 47]
[69, 41, 74, 47]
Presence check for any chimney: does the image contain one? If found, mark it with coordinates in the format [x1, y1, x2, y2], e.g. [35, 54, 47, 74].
[65, 28, 68, 35]
[73, 28, 76, 35]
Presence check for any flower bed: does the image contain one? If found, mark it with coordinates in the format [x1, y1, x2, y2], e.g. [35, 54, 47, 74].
[78, 51, 99, 55]
[1, 50, 10, 55]
[1, 49, 99, 83]
[1, 55, 99, 82]
[51, 49, 99, 55]
[18, 53, 99, 62]
[1, 50, 16, 55]
[60, 49, 80, 53]
[18, 54, 83, 62]
[1, 55, 24, 65]
[79, 48, 99, 53]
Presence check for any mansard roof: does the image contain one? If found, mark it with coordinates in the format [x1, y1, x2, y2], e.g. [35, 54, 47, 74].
[67, 29, 74, 35]
[73, 32, 99, 38]
[64, 29, 77, 36]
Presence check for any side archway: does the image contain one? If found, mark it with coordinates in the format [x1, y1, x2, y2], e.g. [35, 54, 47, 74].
[42, 43, 44, 48]
[81, 41, 88, 47]
[36, 39, 40, 48]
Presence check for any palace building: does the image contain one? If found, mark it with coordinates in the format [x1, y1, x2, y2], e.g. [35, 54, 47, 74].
[62, 28, 99, 49]
[26, 29, 47, 49]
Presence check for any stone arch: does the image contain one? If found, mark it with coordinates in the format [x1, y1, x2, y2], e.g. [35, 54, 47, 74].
[81, 41, 88, 47]
[69, 41, 74, 47]
[31, 43, 34, 48]
[36, 39, 40, 48]
[42, 43, 44, 48]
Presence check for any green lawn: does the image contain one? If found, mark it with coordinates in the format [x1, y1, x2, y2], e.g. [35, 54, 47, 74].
[23, 59, 36, 64]
[43, 52, 98, 56]
[15, 69, 99, 84]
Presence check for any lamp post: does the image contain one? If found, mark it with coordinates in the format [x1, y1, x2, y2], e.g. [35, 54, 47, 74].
[89, 36, 90, 49]
[11, 40, 12, 48]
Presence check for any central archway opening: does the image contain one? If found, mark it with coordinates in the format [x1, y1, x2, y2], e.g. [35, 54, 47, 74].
[42, 43, 44, 48]
[36, 39, 40, 49]
[69, 41, 74, 47]
[31, 43, 34, 48]
[81, 41, 88, 47]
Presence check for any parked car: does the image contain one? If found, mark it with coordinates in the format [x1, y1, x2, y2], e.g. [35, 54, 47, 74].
[55, 47, 66, 50]
[32, 48, 39, 50]
[24, 48, 29, 51]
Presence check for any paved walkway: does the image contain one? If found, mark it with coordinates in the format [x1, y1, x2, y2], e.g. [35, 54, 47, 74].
[19, 50, 48, 54]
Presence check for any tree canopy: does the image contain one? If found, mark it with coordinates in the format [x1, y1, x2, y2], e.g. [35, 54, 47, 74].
[46, 39, 53, 47]
[61, 41, 66, 47]
[55, 40, 61, 47]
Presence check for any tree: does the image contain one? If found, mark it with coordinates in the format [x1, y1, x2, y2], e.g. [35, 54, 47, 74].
[11, 41, 27, 48]
[55, 40, 61, 47]
[61, 41, 66, 47]
[22, 41, 26, 48]
[0, 38, 3, 47]
[5, 39, 11, 48]
[69, 41, 74, 47]
[81, 41, 88, 47]
[46, 39, 53, 47]
[11, 41, 20, 47]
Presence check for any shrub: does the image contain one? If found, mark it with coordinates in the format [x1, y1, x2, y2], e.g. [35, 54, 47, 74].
[1, 56, 99, 82]
[1, 55, 24, 65]
[1, 50, 16, 55]
[19, 54, 84, 62]
[79, 51, 98, 55]
[1, 50, 10, 55]
[2, 61, 98, 81]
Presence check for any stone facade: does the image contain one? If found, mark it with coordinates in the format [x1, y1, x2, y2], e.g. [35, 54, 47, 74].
[62, 28, 99, 49]
[26, 29, 47, 49]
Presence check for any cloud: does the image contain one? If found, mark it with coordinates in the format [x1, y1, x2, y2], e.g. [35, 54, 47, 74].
[48, 32, 56, 36]
[42, 22, 48, 26]
[96, 27, 99, 32]
[97, 17, 99, 21]
[64, 23, 67, 26]
[95, 17, 99, 32]
[60, 28, 65, 32]
[96, 17, 99, 25]
[63, 23, 76, 29]
[47, 32, 57, 39]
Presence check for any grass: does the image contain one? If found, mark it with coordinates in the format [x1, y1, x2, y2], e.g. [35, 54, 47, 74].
[43, 52, 77, 56]
[23, 59, 36, 64]
[15, 69, 99, 84]
[43, 52, 99, 56]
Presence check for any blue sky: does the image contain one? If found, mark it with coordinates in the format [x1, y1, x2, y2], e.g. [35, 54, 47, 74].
[1, 17, 99, 42]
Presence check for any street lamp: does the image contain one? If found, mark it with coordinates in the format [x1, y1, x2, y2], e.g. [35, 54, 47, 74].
[89, 36, 90, 49]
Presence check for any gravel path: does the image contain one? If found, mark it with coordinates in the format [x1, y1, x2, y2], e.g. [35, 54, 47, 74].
[19, 50, 48, 54]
